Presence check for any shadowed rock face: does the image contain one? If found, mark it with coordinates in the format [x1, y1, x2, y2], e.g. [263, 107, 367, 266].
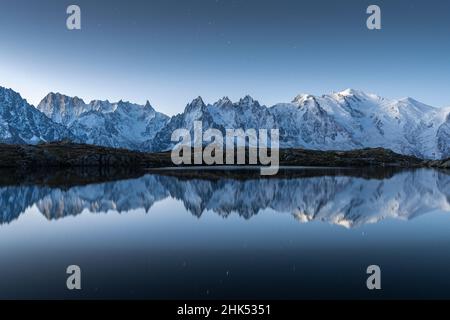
[0, 87, 74, 144]
[0, 168, 449, 228]
[437, 114, 450, 158]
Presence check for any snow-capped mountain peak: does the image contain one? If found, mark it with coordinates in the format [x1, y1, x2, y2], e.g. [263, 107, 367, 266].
[238, 95, 258, 106]
[38, 92, 89, 125]
[144, 100, 154, 111]
[292, 93, 315, 104]
[333, 88, 385, 103]
[396, 97, 436, 113]
[214, 96, 233, 108]
[88, 99, 116, 113]
[2, 85, 450, 159]
[339, 88, 364, 96]
[184, 96, 206, 114]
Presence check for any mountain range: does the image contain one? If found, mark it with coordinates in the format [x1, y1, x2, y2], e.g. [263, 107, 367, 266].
[1, 85, 449, 159]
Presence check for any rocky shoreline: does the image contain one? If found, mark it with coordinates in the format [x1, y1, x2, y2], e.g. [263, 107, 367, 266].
[0, 141, 448, 170]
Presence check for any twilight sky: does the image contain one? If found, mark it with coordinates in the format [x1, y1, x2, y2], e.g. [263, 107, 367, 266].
[0, 0, 449, 115]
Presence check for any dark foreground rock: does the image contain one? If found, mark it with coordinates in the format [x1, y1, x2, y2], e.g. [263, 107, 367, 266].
[426, 158, 450, 169]
[0, 141, 172, 168]
[279, 148, 425, 167]
[0, 141, 444, 170]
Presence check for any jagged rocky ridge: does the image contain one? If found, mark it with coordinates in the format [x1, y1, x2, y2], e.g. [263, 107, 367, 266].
[37, 92, 169, 151]
[1, 86, 449, 159]
[1, 169, 449, 227]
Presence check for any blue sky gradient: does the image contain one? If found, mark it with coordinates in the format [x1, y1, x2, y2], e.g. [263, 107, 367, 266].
[0, 0, 449, 115]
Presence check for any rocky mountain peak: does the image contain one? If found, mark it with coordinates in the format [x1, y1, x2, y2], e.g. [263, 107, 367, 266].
[292, 93, 314, 104]
[214, 96, 233, 108]
[185, 96, 206, 113]
[144, 100, 155, 111]
[239, 95, 256, 105]
[338, 88, 365, 97]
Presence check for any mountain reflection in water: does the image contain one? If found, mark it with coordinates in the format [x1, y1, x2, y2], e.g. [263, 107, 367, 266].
[1, 168, 449, 228]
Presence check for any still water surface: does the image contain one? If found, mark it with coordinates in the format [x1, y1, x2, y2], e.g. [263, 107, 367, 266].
[0, 168, 449, 299]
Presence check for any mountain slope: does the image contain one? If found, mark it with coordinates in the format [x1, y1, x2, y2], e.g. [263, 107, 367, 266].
[38, 92, 90, 126]
[0, 87, 74, 144]
[437, 113, 450, 158]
